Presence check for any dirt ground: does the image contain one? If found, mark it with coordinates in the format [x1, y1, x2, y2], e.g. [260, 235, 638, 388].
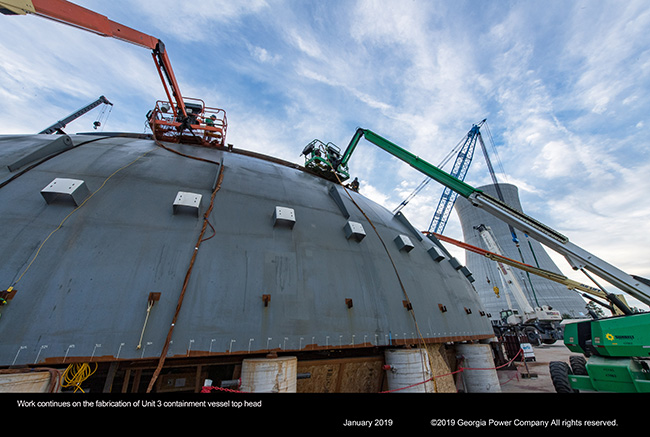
[497, 342, 577, 393]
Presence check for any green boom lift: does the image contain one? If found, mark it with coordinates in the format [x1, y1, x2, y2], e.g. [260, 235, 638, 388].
[303, 127, 650, 393]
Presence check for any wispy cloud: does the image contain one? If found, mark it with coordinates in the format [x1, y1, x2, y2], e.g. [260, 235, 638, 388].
[1, 0, 649, 300]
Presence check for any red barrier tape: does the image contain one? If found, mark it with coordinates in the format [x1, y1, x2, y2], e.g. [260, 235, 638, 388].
[379, 347, 524, 393]
[199, 348, 525, 394]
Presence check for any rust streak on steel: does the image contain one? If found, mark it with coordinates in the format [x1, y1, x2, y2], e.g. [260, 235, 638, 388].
[146, 157, 225, 393]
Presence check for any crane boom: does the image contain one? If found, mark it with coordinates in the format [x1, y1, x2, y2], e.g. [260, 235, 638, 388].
[428, 120, 484, 234]
[39, 95, 112, 134]
[1, 0, 158, 48]
[2, 0, 227, 147]
[430, 230, 628, 315]
[335, 128, 650, 307]
[476, 224, 536, 316]
[1, 0, 184, 115]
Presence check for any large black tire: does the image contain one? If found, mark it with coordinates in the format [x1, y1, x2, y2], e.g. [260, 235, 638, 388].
[524, 327, 541, 346]
[549, 361, 578, 393]
[569, 355, 588, 376]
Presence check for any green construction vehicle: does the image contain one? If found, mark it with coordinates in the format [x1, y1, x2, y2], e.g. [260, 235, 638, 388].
[551, 312, 650, 393]
[302, 127, 650, 393]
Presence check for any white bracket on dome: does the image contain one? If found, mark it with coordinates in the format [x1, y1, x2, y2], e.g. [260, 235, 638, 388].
[344, 221, 366, 242]
[427, 246, 445, 262]
[41, 178, 89, 206]
[273, 206, 295, 228]
[394, 234, 414, 252]
[173, 191, 202, 217]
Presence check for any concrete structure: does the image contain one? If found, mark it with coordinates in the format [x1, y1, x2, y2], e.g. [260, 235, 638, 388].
[455, 183, 589, 320]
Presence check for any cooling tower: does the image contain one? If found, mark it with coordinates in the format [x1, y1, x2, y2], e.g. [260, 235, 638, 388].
[454, 183, 589, 320]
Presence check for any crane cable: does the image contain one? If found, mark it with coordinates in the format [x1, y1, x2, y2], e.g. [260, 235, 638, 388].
[473, 227, 501, 297]
[481, 122, 545, 307]
[393, 134, 467, 214]
[93, 103, 113, 131]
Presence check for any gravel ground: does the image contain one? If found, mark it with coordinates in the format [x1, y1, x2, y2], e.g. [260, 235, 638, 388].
[498, 343, 577, 393]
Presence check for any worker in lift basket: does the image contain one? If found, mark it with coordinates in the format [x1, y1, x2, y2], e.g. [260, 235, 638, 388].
[206, 114, 217, 126]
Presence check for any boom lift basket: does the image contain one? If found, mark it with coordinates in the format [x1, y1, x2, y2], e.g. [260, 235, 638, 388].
[149, 98, 227, 147]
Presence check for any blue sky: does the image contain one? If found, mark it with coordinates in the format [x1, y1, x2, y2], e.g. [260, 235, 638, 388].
[1, 0, 650, 307]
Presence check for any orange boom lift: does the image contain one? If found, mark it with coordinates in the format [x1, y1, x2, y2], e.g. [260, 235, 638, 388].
[1, 0, 227, 146]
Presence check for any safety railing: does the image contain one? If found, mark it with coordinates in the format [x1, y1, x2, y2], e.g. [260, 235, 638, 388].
[149, 98, 228, 147]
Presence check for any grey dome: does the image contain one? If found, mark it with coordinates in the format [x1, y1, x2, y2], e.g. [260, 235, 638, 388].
[0, 134, 494, 367]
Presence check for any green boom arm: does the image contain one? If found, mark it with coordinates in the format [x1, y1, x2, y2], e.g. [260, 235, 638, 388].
[339, 128, 650, 307]
[339, 128, 564, 242]
[340, 128, 478, 198]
